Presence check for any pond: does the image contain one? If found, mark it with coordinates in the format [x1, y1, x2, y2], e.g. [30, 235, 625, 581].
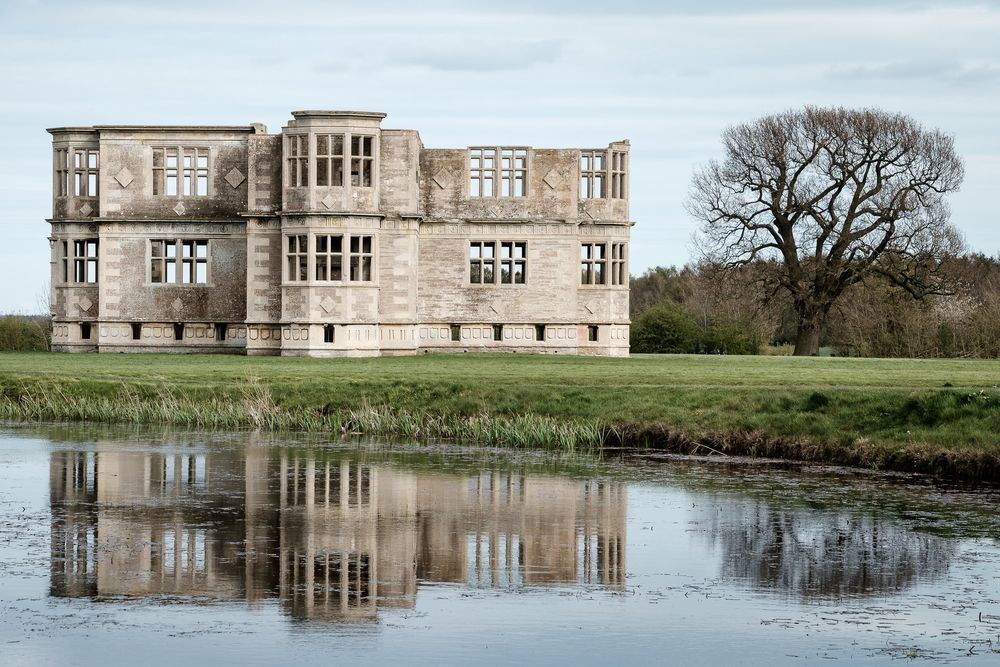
[1, 425, 999, 665]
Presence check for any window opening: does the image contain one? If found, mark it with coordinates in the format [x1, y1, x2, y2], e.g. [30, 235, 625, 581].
[580, 243, 608, 285]
[151, 239, 209, 284]
[450, 325, 461, 342]
[611, 151, 627, 199]
[611, 243, 627, 285]
[323, 324, 335, 343]
[588, 325, 599, 342]
[350, 135, 374, 187]
[492, 325, 503, 341]
[315, 234, 344, 281]
[131, 323, 142, 340]
[287, 135, 309, 188]
[535, 324, 546, 341]
[73, 149, 99, 197]
[349, 235, 373, 281]
[80, 322, 91, 340]
[316, 134, 345, 187]
[580, 151, 606, 199]
[173, 323, 184, 341]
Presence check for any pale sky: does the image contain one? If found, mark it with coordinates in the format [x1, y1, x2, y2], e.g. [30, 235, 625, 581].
[2, 0, 999, 313]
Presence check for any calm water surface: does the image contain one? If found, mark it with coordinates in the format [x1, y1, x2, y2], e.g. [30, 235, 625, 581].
[1, 425, 999, 665]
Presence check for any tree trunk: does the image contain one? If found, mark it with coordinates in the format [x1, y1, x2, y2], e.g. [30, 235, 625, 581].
[793, 318, 823, 356]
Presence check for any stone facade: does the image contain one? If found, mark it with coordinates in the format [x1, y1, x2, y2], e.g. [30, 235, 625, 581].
[47, 110, 632, 356]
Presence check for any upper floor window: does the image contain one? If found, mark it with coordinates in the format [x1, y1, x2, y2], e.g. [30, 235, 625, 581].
[316, 134, 344, 187]
[286, 234, 308, 282]
[580, 151, 605, 199]
[470, 148, 528, 197]
[74, 149, 99, 197]
[62, 239, 98, 283]
[153, 148, 209, 196]
[611, 151, 627, 199]
[150, 239, 209, 283]
[287, 135, 309, 188]
[55, 149, 69, 197]
[350, 136, 374, 187]
[470, 241, 527, 284]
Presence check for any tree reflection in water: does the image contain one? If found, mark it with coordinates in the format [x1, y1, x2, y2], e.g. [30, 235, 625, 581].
[701, 498, 955, 599]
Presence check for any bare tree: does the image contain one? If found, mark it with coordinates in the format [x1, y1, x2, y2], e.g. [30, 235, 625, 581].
[689, 107, 964, 355]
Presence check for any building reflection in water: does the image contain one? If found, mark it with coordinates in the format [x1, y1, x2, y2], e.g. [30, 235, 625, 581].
[49, 439, 627, 622]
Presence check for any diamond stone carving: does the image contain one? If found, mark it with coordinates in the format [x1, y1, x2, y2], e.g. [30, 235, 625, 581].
[115, 167, 134, 188]
[78, 203, 93, 217]
[172, 298, 183, 312]
[584, 301, 596, 315]
[432, 169, 454, 190]
[319, 296, 335, 313]
[78, 296, 93, 312]
[321, 194, 336, 210]
[543, 169, 563, 189]
[225, 168, 246, 189]
[173, 202, 186, 215]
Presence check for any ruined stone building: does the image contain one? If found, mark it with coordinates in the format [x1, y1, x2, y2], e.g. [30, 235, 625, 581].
[47, 110, 632, 356]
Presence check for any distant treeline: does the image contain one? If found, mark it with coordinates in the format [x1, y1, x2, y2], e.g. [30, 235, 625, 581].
[0, 316, 51, 352]
[630, 253, 1000, 357]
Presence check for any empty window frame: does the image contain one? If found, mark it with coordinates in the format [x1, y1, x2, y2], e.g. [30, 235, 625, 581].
[534, 324, 546, 341]
[63, 239, 99, 283]
[611, 242, 627, 285]
[611, 151, 627, 199]
[55, 149, 69, 197]
[580, 243, 608, 285]
[350, 135, 374, 187]
[316, 134, 345, 187]
[470, 241, 526, 284]
[470, 147, 527, 197]
[80, 322, 92, 340]
[73, 149, 99, 197]
[588, 325, 599, 342]
[499, 241, 526, 284]
[131, 323, 142, 340]
[580, 151, 606, 199]
[469, 241, 495, 283]
[150, 239, 209, 284]
[500, 148, 527, 196]
[315, 234, 344, 281]
[285, 234, 308, 282]
[287, 135, 309, 188]
[492, 325, 503, 341]
[284, 234, 373, 283]
[450, 324, 461, 342]
[323, 324, 335, 343]
[153, 148, 208, 196]
[349, 235, 374, 281]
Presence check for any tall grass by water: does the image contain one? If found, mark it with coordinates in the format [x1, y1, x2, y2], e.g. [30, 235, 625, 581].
[4, 352, 1000, 479]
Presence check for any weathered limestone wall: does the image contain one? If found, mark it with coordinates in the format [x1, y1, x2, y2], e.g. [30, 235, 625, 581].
[96, 127, 253, 220]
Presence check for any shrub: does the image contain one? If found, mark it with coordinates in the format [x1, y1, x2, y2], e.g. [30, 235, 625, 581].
[0, 316, 50, 352]
[630, 301, 701, 353]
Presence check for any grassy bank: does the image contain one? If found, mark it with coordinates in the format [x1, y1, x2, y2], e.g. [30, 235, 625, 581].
[3, 352, 1000, 480]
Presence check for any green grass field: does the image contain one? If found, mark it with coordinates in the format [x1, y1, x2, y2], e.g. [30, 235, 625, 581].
[3, 352, 1000, 478]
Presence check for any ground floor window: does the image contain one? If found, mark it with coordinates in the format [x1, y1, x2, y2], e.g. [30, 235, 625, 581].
[284, 233, 374, 283]
[62, 239, 98, 284]
[151, 239, 209, 284]
[470, 240, 526, 284]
